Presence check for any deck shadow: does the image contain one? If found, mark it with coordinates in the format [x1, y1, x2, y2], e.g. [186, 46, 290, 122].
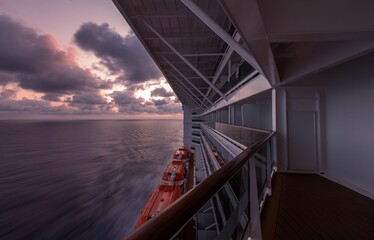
[261, 173, 374, 240]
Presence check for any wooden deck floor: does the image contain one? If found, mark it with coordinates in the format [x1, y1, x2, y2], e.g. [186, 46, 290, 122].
[261, 173, 374, 240]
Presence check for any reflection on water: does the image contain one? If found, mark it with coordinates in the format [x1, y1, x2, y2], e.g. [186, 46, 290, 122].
[0, 120, 183, 239]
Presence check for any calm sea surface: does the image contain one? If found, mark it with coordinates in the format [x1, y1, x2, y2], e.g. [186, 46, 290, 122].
[0, 120, 183, 239]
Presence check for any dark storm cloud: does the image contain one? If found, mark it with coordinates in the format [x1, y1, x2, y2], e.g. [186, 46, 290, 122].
[71, 92, 107, 105]
[66, 92, 114, 114]
[151, 98, 182, 113]
[96, 80, 113, 90]
[110, 90, 153, 113]
[110, 89, 181, 115]
[156, 103, 182, 114]
[17, 66, 99, 94]
[111, 90, 140, 106]
[0, 72, 17, 85]
[42, 93, 61, 102]
[150, 87, 174, 98]
[74, 22, 161, 83]
[153, 99, 168, 106]
[0, 14, 107, 95]
[0, 15, 64, 74]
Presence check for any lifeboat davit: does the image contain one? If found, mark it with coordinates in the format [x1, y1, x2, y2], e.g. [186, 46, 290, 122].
[162, 160, 186, 185]
[173, 147, 189, 163]
[135, 182, 182, 228]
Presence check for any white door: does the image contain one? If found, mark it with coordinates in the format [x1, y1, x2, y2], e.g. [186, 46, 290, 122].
[287, 111, 318, 171]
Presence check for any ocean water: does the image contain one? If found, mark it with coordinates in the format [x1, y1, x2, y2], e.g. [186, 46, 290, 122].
[0, 120, 183, 240]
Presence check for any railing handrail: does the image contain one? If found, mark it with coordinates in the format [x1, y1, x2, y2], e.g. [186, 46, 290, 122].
[201, 123, 247, 151]
[215, 122, 273, 134]
[125, 131, 276, 240]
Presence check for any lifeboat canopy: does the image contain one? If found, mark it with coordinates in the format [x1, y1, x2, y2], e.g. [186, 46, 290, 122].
[135, 182, 182, 228]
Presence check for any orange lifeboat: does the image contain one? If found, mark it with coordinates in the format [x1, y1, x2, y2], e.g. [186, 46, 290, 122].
[135, 182, 182, 228]
[173, 147, 190, 162]
[162, 160, 186, 185]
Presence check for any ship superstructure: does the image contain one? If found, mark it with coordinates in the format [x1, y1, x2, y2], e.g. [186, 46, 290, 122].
[113, 0, 374, 239]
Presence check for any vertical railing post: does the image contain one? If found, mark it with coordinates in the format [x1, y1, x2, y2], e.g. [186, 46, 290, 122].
[266, 140, 272, 196]
[249, 156, 262, 240]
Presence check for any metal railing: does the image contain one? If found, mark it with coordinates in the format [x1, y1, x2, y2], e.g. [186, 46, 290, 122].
[214, 122, 271, 147]
[125, 131, 275, 240]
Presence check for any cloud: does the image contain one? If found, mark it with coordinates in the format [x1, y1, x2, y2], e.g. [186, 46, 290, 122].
[66, 92, 115, 114]
[155, 102, 182, 114]
[0, 89, 16, 100]
[0, 14, 108, 95]
[0, 96, 114, 116]
[42, 93, 61, 102]
[17, 66, 99, 94]
[110, 89, 181, 115]
[111, 90, 140, 106]
[0, 15, 64, 74]
[0, 15, 181, 117]
[151, 87, 174, 97]
[71, 92, 107, 105]
[153, 99, 168, 106]
[0, 71, 18, 85]
[110, 89, 151, 114]
[151, 98, 182, 113]
[74, 23, 161, 84]
[0, 98, 70, 113]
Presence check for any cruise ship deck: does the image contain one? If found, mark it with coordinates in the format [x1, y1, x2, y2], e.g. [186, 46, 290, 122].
[113, 0, 374, 239]
[261, 173, 374, 239]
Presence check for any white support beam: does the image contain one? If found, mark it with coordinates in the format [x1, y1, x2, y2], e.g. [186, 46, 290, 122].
[220, 0, 279, 86]
[162, 56, 215, 106]
[177, 87, 205, 112]
[169, 72, 209, 109]
[185, 76, 214, 79]
[197, 74, 271, 117]
[180, 0, 265, 77]
[173, 83, 204, 111]
[142, 19, 228, 101]
[183, 53, 225, 57]
[177, 85, 207, 111]
[142, 31, 217, 39]
[131, 8, 222, 18]
[203, 32, 240, 103]
[154, 52, 224, 57]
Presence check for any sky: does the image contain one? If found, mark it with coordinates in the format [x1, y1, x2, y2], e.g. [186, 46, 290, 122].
[0, 0, 182, 119]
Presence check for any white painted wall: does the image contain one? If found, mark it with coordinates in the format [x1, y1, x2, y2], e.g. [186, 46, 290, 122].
[220, 108, 229, 124]
[278, 87, 322, 172]
[325, 53, 374, 194]
[234, 103, 242, 126]
[241, 101, 272, 130]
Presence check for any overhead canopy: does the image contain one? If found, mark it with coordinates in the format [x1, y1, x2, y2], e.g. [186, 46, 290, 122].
[114, 0, 374, 113]
[113, 0, 238, 113]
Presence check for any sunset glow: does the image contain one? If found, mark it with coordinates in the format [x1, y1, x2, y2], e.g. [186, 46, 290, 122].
[0, 0, 182, 119]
